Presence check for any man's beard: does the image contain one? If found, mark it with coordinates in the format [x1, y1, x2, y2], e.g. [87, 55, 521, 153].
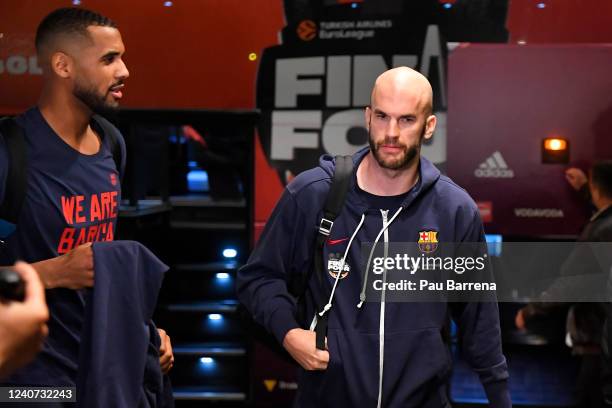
[369, 124, 426, 170]
[73, 80, 119, 116]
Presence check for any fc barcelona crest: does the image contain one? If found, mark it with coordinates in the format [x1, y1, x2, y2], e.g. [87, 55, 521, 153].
[418, 230, 438, 253]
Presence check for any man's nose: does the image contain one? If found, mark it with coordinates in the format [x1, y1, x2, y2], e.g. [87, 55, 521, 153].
[386, 119, 400, 138]
[117, 59, 129, 80]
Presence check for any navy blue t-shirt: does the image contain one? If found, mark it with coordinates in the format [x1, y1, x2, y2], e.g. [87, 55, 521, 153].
[0, 107, 125, 385]
[356, 183, 411, 211]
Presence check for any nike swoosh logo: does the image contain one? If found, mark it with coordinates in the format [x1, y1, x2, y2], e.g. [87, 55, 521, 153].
[328, 237, 349, 245]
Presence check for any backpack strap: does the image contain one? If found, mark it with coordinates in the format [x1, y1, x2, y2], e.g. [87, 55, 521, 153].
[92, 114, 124, 180]
[313, 155, 353, 350]
[0, 117, 27, 225]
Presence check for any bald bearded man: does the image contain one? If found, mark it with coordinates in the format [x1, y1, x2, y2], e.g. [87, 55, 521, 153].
[238, 67, 511, 407]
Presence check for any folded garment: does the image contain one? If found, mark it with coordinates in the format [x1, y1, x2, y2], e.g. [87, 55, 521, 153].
[77, 240, 173, 408]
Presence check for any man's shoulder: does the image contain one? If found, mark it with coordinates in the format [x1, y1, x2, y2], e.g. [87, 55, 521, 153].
[0, 111, 26, 137]
[1, 108, 51, 147]
[434, 174, 478, 212]
[590, 208, 612, 241]
[286, 166, 332, 197]
[0, 112, 28, 171]
[0, 112, 28, 211]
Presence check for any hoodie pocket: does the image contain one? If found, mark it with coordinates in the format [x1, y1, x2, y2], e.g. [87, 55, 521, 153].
[323, 328, 381, 406]
[318, 328, 346, 405]
[298, 327, 451, 407]
[295, 329, 347, 408]
[382, 327, 452, 407]
[296, 328, 376, 407]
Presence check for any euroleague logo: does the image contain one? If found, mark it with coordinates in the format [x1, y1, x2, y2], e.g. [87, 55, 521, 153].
[109, 172, 118, 186]
[297, 20, 317, 41]
[328, 252, 350, 279]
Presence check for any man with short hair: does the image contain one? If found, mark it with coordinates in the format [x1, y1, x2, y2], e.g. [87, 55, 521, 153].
[238, 67, 510, 407]
[0, 7, 173, 386]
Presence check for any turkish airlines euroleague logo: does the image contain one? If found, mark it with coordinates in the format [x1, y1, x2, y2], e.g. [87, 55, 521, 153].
[297, 20, 317, 41]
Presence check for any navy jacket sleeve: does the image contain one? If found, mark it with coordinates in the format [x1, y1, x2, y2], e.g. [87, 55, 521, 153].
[237, 188, 311, 345]
[450, 209, 511, 408]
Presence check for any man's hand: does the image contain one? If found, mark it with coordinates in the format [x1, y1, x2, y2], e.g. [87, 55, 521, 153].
[565, 168, 588, 191]
[515, 308, 526, 330]
[0, 262, 49, 379]
[35, 243, 94, 289]
[158, 328, 174, 374]
[282, 328, 329, 370]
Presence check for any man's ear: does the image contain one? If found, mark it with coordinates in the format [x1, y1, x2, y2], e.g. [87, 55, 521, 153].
[423, 114, 437, 141]
[50, 52, 72, 79]
[364, 106, 372, 131]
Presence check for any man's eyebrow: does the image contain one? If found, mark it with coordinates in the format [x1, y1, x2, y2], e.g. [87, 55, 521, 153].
[373, 108, 416, 119]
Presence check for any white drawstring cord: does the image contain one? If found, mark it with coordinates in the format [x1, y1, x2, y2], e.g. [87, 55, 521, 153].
[357, 207, 403, 308]
[318, 213, 366, 317]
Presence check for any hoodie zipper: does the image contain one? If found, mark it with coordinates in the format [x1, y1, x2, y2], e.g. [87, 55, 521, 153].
[377, 209, 389, 408]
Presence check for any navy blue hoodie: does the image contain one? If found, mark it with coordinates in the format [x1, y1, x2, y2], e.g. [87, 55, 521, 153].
[237, 147, 510, 407]
[77, 241, 173, 408]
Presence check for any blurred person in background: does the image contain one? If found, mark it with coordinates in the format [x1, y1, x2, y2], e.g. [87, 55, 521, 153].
[517, 160, 612, 407]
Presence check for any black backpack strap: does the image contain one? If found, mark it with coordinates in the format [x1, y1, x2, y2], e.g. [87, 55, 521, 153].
[313, 155, 353, 350]
[0, 117, 27, 224]
[92, 114, 124, 180]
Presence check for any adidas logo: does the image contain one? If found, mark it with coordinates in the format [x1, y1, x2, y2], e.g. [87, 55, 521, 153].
[474, 151, 514, 178]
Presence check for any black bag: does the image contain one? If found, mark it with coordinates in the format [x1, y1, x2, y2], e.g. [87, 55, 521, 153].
[0, 115, 124, 224]
[238, 155, 354, 361]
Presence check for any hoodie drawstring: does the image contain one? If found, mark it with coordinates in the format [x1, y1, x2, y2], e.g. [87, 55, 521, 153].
[318, 213, 366, 318]
[357, 206, 404, 308]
